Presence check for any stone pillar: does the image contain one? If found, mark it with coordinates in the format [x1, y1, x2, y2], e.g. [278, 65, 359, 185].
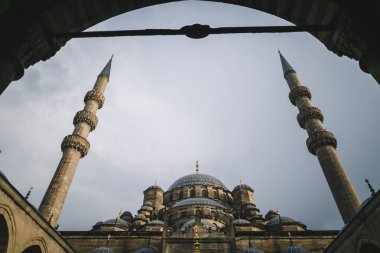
[38, 56, 113, 226]
[279, 52, 360, 224]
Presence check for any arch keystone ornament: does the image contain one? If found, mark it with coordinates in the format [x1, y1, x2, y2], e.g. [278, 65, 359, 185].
[38, 56, 113, 227]
[279, 51, 360, 224]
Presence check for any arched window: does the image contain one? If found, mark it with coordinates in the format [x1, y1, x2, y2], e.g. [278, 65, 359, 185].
[213, 191, 218, 199]
[21, 246, 43, 253]
[359, 243, 380, 253]
[0, 215, 9, 253]
[201, 189, 207, 197]
[190, 189, 195, 198]
[178, 191, 183, 199]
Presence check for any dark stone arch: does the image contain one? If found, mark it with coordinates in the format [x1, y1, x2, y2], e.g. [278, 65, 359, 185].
[0, 215, 9, 253]
[0, 0, 380, 94]
[21, 245, 43, 253]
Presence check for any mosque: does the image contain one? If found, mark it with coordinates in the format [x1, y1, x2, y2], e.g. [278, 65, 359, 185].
[0, 53, 379, 253]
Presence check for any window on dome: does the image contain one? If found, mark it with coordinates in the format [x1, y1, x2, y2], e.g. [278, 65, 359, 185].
[190, 189, 195, 198]
[202, 189, 207, 197]
[178, 191, 183, 199]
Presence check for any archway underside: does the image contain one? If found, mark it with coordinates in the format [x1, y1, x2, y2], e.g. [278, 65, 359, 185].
[0, 215, 9, 253]
[0, 0, 379, 94]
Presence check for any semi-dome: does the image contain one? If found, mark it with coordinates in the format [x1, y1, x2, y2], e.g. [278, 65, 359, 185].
[233, 219, 251, 225]
[148, 220, 165, 226]
[239, 247, 265, 253]
[140, 205, 153, 211]
[180, 218, 225, 231]
[94, 218, 130, 228]
[91, 247, 116, 253]
[168, 173, 228, 191]
[281, 245, 310, 253]
[172, 198, 224, 208]
[133, 248, 158, 253]
[266, 216, 306, 230]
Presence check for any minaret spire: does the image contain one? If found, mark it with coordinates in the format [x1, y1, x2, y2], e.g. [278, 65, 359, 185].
[99, 55, 113, 80]
[39, 56, 113, 227]
[278, 50, 295, 77]
[279, 51, 360, 224]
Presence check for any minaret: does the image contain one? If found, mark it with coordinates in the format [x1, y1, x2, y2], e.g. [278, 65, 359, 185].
[279, 51, 360, 224]
[39, 56, 113, 226]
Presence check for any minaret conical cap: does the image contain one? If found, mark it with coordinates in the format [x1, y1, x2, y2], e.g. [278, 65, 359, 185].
[278, 50, 296, 76]
[99, 55, 113, 79]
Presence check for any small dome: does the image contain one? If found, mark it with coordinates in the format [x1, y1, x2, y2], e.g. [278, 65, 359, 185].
[91, 247, 116, 253]
[134, 214, 147, 221]
[180, 218, 225, 231]
[133, 248, 158, 253]
[140, 206, 153, 211]
[94, 218, 130, 228]
[281, 245, 310, 253]
[121, 211, 133, 221]
[233, 219, 251, 225]
[239, 247, 264, 253]
[172, 198, 224, 208]
[168, 173, 228, 191]
[266, 216, 306, 229]
[148, 220, 165, 226]
[233, 184, 254, 192]
[146, 185, 163, 191]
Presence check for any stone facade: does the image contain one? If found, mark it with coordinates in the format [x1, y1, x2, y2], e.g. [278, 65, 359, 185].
[0, 173, 74, 253]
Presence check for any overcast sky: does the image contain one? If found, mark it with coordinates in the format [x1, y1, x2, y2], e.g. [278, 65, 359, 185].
[1, 1, 379, 231]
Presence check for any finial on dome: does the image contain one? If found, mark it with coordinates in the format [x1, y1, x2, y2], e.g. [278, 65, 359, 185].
[240, 179, 243, 186]
[275, 207, 280, 214]
[99, 55, 113, 80]
[278, 50, 296, 77]
[196, 161, 199, 174]
[365, 179, 375, 196]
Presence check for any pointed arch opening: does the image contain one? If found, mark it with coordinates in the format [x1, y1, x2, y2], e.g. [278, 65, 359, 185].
[21, 245, 43, 253]
[0, 215, 9, 253]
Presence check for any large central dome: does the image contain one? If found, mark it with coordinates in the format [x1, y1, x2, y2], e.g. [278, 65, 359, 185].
[168, 173, 228, 191]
